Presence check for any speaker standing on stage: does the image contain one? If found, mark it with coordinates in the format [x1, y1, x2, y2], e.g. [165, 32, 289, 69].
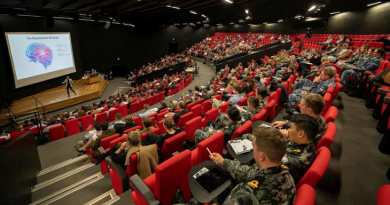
[63, 76, 76, 97]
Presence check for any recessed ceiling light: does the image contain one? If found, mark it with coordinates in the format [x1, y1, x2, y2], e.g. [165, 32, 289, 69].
[330, 11, 340, 15]
[245, 9, 249, 14]
[246, 16, 251, 19]
[230, 22, 234, 24]
[225, 0, 233, 3]
[201, 14, 206, 17]
[278, 19, 283, 22]
[308, 5, 316, 11]
[367, 1, 382, 6]
[190, 11, 197, 15]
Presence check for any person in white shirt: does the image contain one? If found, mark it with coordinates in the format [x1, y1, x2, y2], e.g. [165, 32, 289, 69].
[139, 104, 156, 118]
[108, 113, 125, 130]
[62, 76, 76, 97]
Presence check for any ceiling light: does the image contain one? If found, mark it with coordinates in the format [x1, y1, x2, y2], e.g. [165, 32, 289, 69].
[246, 16, 250, 19]
[171, 6, 180, 9]
[166, 5, 172, 7]
[197, 22, 201, 24]
[190, 11, 197, 15]
[17, 14, 42, 18]
[225, 0, 233, 3]
[182, 23, 188, 25]
[230, 22, 234, 24]
[80, 18, 94, 22]
[239, 19, 244, 23]
[278, 19, 283, 22]
[204, 24, 209, 27]
[295, 14, 303, 19]
[54, 16, 73, 20]
[201, 14, 206, 17]
[189, 23, 196, 26]
[174, 23, 180, 26]
[308, 5, 316, 11]
[316, 7, 321, 11]
[217, 23, 223, 26]
[367, 1, 382, 6]
[245, 9, 249, 14]
[263, 22, 268, 24]
[330, 11, 340, 15]
[112, 22, 120, 25]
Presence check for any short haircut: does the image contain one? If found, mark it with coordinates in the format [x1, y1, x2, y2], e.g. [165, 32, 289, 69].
[290, 114, 319, 142]
[233, 85, 242, 94]
[142, 117, 152, 128]
[253, 127, 286, 163]
[115, 113, 122, 119]
[179, 101, 186, 109]
[163, 117, 175, 129]
[302, 93, 325, 115]
[256, 86, 268, 98]
[127, 131, 141, 146]
[144, 103, 150, 110]
[323, 66, 336, 78]
[227, 106, 241, 122]
[376, 48, 385, 57]
[124, 115, 134, 124]
[248, 96, 260, 108]
[100, 121, 109, 131]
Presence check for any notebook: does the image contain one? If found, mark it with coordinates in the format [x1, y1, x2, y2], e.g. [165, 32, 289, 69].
[228, 139, 253, 155]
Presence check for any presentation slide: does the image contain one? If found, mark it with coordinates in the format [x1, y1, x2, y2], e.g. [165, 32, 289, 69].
[5, 32, 76, 88]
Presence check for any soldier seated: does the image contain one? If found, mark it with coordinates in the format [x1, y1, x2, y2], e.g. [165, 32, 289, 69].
[236, 96, 261, 121]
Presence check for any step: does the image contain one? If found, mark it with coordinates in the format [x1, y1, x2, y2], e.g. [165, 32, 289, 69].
[83, 189, 120, 205]
[37, 155, 89, 177]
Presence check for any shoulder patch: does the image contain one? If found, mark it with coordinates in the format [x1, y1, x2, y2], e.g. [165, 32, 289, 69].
[225, 126, 229, 129]
[247, 180, 259, 189]
[281, 165, 289, 170]
[292, 149, 301, 153]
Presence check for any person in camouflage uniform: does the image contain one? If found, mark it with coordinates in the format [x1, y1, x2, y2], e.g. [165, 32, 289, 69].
[209, 127, 296, 205]
[336, 45, 368, 71]
[255, 86, 269, 109]
[239, 96, 261, 122]
[288, 66, 336, 114]
[195, 106, 242, 145]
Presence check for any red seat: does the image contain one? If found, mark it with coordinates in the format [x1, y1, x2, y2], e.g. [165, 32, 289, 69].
[186, 102, 196, 111]
[129, 102, 138, 114]
[202, 108, 219, 127]
[65, 119, 81, 136]
[157, 120, 166, 135]
[220, 101, 231, 114]
[160, 131, 186, 162]
[79, 115, 95, 131]
[146, 96, 153, 106]
[138, 99, 147, 111]
[131, 150, 192, 205]
[177, 112, 193, 128]
[333, 82, 342, 102]
[191, 132, 224, 165]
[296, 147, 331, 188]
[251, 109, 268, 122]
[316, 122, 337, 151]
[231, 121, 253, 140]
[10, 131, 28, 140]
[264, 100, 276, 122]
[184, 116, 202, 141]
[377, 185, 390, 205]
[237, 97, 248, 106]
[49, 124, 65, 142]
[101, 133, 120, 149]
[293, 184, 316, 205]
[133, 116, 143, 129]
[321, 93, 332, 117]
[141, 127, 160, 141]
[119, 104, 128, 117]
[190, 104, 202, 118]
[123, 126, 141, 135]
[108, 153, 138, 195]
[202, 99, 212, 114]
[109, 136, 126, 148]
[108, 109, 119, 122]
[159, 92, 165, 102]
[157, 111, 169, 121]
[195, 98, 204, 106]
[96, 112, 107, 123]
[324, 106, 338, 123]
[152, 95, 159, 105]
[30, 125, 47, 135]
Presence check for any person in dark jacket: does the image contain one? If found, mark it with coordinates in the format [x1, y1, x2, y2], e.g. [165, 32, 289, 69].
[115, 115, 138, 136]
[173, 101, 189, 124]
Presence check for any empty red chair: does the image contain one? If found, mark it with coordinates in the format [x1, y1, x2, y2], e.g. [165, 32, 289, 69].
[79, 115, 95, 131]
[159, 92, 165, 102]
[152, 94, 159, 105]
[109, 136, 126, 148]
[324, 106, 338, 123]
[65, 119, 81, 136]
[100, 133, 120, 149]
[264, 100, 276, 122]
[293, 184, 316, 205]
[157, 111, 169, 121]
[129, 102, 138, 114]
[316, 122, 337, 151]
[157, 120, 166, 135]
[10, 131, 28, 140]
[160, 131, 186, 162]
[251, 109, 268, 122]
[231, 121, 253, 140]
[108, 109, 119, 122]
[49, 124, 65, 142]
[321, 93, 332, 117]
[191, 104, 202, 118]
[195, 98, 204, 105]
[123, 126, 141, 135]
[237, 97, 248, 106]
[377, 185, 390, 205]
[130, 150, 192, 205]
[186, 102, 196, 111]
[118, 104, 128, 117]
[146, 96, 153, 106]
[333, 82, 342, 102]
[96, 112, 107, 123]
[138, 99, 147, 111]
[202, 99, 212, 114]
[220, 101, 231, 114]
[141, 127, 160, 141]
[147, 113, 158, 121]
[191, 132, 224, 165]
[202, 108, 220, 127]
[177, 112, 193, 128]
[184, 116, 202, 141]
[133, 116, 143, 129]
[296, 147, 331, 188]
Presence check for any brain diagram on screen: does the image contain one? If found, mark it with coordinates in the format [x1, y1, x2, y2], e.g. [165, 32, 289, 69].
[25, 43, 53, 69]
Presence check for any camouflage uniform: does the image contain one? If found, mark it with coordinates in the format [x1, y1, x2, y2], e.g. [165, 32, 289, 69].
[221, 159, 296, 205]
[282, 141, 316, 183]
[336, 53, 367, 70]
[288, 78, 335, 113]
[194, 113, 242, 144]
[240, 106, 260, 122]
[260, 99, 268, 110]
[340, 57, 383, 85]
[314, 116, 327, 146]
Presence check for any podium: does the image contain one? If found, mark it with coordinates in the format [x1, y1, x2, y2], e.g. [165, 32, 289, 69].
[84, 72, 100, 84]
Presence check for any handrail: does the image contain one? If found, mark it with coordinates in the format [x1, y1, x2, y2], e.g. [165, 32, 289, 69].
[0, 110, 40, 121]
[32, 96, 47, 116]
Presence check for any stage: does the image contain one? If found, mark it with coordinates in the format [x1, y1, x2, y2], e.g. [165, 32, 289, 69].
[0, 79, 108, 126]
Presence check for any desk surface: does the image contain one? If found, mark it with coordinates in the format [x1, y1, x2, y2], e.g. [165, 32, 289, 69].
[227, 138, 254, 164]
[189, 161, 232, 203]
[252, 120, 273, 130]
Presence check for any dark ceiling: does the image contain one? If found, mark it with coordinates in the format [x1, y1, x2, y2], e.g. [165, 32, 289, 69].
[0, 0, 386, 26]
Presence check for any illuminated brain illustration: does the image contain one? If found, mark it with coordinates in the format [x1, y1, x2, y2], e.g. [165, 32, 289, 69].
[25, 43, 53, 69]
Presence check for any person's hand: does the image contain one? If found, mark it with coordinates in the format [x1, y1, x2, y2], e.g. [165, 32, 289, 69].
[120, 142, 127, 149]
[272, 121, 287, 128]
[279, 129, 289, 138]
[209, 153, 224, 165]
[313, 77, 321, 83]
[86, 125, 93, 131]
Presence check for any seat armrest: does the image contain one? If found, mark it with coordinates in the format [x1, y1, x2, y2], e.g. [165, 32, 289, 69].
[385, 97, 390, 104]
[364, 71, 373, 76]
[378, 88, 390, 95]
[373, 81, 383, 87]
[107, 158, 129, 192]
[129, 175, 161, 205]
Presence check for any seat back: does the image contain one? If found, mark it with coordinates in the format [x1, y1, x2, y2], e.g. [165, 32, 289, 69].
[191, 104, 202, 118]
[153, 95, 160, 105]
[203, 108, 219, 127]
[220, 101, 231, 114]
[80, 115, 95, 131]
[123, 126, 141, 135]
[316, 122, 337, 151]
[109, 136, 126, 148]
[160, 131, 186, 162]
[251, 109, 268, 122]
[377, 185, 390, 205]
[264, 100, 276, 122]
[159, 92, 165, 102]
[184, 116, 202, 141]
[324, 106, 338, 123]
[10, 131, 28, 140]
[101, 133, 120, 149]
[133, 116, 143, 129]
[30, 125, 47, 135]
[146, 96, 153, 106]
[96, 112, 107, 123]
[108, 155, 135, 195]
[202, 99, 212, 114]
[141, 127, 160, 141]
[237, 97, 248, 106]
[296, 147, 331, 188]
[49, 125, 65, 142]
[195, 98, 204, 106]
[231, 121, 253, 140]
[157, 111, 169, 121]
[157, 120, 166, 135]
[194, 132, 224, 165]
[177, 112, 193, 128]
[293, 184, 316, 205]
[126, 153, 139, 178]
[321, 93, 332, 117]
[186, 102, 196, 111]
[108, 109, 119, 122]
[138, 99, 147, 111]
[129, 102, 138, 114]
[119, 104, 128, 117]
[154, 150, 192, 204]
[65, 119, 81, 136]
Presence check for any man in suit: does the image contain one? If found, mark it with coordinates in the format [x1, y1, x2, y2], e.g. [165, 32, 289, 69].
[62, 76, 76, 97]
[173, 101, 189, 124]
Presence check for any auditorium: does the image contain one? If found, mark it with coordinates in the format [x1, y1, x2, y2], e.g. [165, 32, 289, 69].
[1, 0, 390, 204]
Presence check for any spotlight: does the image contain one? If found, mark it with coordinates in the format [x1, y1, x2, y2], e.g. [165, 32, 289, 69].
[308, 5, 316, 11]
[225, 0, 233, 3]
